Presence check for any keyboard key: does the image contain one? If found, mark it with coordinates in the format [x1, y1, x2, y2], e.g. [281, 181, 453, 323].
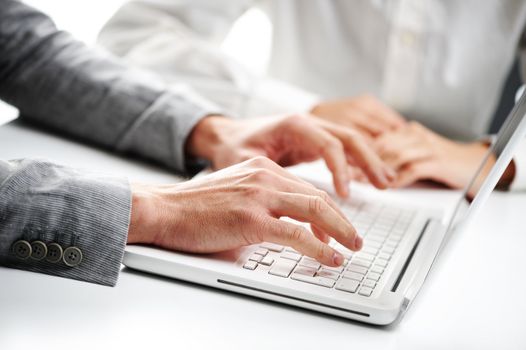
[363, 279, 377, 288]
[248, 254, 263, 263]
[366, 234, 385, 243]
[391, 229, 405, 237]
[364, 241, 382, 249]
[320, 264, 345, 273]
[370, 265, 384, 274]
[335, 279, 360, 293]
[260, 256, 274, 266]
[381, 246, 395, 255]
[260, 242, 284, 252]
[243, 261, 258, 270]
[384, 239, 398, 248]
[294, 266, 317, 277]
[358, 286, 374, 297]
[268, 259, 296, 277]
[367, 272, 381, 281]
[368, 228, 389, 236]
[291, 274, 335, 288]
[361, 246, 379, 255]
[254, 248, 268, 256]
[285, 247, 300, 254]
[351, 258, 371, 268]
[338, 251, 353, 260]
[281, 251, 302, 262]
[355, 252, 375, 262]
[299, 257, 321, 269]
[342, 271, 364, 282]
[378, 253, 391, 261]
[347, 264, 368, 275]
[332, 242, 353, 255]
[375, 259, 388, 268]
[317, 268, 340, 280]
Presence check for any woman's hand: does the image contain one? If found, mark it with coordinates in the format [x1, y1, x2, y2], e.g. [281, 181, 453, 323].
[373, 122, 494, 193]
[311, 94, 406, 139]
[186, 114, 395, 198]
[127, 157, 364, 267]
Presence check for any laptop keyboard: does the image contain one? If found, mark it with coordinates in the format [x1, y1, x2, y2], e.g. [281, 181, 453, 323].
[242, 199, 415, 297]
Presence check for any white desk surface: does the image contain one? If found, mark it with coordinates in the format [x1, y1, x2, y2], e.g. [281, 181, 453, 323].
[0, 121, 525, 350]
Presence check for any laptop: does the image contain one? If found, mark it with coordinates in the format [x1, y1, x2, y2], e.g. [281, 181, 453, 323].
[123, 91, 526, 325]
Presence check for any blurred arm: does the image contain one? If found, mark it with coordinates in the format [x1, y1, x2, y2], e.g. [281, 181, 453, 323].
[0, 0, 222, 173]
[98, 0, 321, 117]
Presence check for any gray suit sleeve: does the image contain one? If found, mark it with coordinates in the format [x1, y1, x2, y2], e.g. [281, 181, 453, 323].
[0, 0, 222, 173]
[0, 159, 131, 286]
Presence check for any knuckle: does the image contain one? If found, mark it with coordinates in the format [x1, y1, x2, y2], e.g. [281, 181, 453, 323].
[248, 168, 274, 183]
[289, 226, 306, 243]
[248, 156, 271, 167]
[315, 243, 328, 261]
[239, 184, 265, 198]
[282, 114, 306, 127]
[317, 190, 331, 203]
[324, 138, 344, 153]
[309, 195, 326, 215]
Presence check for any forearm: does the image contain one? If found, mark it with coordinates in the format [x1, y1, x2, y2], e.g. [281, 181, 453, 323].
[0, 159, 130, 286]
[0, 0, 221, 173]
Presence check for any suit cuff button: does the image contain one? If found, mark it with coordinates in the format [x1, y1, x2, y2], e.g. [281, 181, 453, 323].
[11, 240, 32, 260]
[63, 246, 83, 267]
[46, 243, 63, 263]
[30, 241, 48, 261]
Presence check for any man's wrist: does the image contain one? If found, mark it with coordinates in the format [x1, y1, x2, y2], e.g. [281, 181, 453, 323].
[185, 114, 232, 161]
[128, 183, 158, 245]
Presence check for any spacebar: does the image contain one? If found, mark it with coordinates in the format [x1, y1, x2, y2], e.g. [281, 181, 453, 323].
[290, 273, 335, 288]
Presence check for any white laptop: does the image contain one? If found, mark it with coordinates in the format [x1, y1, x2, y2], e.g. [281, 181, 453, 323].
[123, 91, 526, 325]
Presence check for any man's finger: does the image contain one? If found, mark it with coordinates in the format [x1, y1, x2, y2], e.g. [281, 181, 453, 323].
[268, 192, 362, 251]
[254, 169, 350, 223]
[288, 121, 351, 197]
[311, 224, 330, 244]
[324, 123, 394, 188]
[265, 219, 344, 266]
[348, 110, 387, 136]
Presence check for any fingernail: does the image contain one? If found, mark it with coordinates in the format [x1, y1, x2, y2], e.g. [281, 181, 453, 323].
[339, 181, 349, 198]
[354, 235, 363, 250]
[333, 252, 344, 266]
[385, 167, 396, 180]
[378, 172, 389, 186]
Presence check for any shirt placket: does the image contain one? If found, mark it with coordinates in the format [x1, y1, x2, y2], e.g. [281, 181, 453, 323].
[382, 0, 427, 111]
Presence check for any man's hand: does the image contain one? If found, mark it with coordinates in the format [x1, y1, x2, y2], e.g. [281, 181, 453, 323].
[311, 94, 406, 138]
[373, 121, 497, 195]
[127, 157, 363, 267]
[186, 114, 395, 198]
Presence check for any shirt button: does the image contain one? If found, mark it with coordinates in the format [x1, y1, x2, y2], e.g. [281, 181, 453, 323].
[30, 241, 48, 261]
[399, 29, 417, 47]
[63, 247, 83, 267]
[46, 243, 63, 264]
[12, 240, 32, 260]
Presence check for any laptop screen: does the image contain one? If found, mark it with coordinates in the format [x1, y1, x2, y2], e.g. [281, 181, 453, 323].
[442, 89, 526, 244]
